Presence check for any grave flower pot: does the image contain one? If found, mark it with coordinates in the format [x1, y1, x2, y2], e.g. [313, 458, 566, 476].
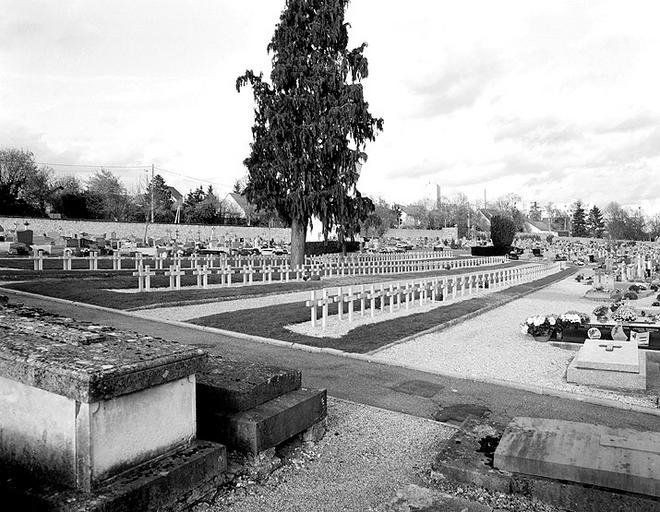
[533, 333, 552, 342]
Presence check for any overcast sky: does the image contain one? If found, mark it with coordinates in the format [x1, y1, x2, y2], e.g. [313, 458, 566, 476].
[3, 1, 660, 212]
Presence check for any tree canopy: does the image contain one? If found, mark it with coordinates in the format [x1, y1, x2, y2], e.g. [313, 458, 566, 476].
[237, 0, 383, 264]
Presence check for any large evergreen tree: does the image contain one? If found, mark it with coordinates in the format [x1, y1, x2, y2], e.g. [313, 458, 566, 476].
[587, 205, 605, 238]
[571, 200, 588, 237]
[237, 0, 383, 266]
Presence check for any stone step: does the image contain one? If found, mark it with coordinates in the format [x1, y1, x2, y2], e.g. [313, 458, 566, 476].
[197, 356, 302, 412]
[1, 440, 227, 511]
[198, 387, 327, 454]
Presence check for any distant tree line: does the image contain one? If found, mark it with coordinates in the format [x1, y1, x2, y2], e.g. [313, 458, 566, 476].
[0, 148, 279, 226]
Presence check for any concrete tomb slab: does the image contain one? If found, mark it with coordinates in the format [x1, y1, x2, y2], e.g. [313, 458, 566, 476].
[494, 417, 660, 498]
[0, 326, 207, 492]
[573, 339, 639, 373]
[566, 339, 647, 391]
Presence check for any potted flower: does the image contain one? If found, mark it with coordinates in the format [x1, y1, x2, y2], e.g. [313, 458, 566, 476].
[520, 314, 559, 342]
[592, 305, 609, 323]
[558, 311, 589, 340]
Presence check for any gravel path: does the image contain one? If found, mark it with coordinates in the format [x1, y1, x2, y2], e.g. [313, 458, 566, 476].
[207, 397, 455, 512]
[372, 271, 658, 408]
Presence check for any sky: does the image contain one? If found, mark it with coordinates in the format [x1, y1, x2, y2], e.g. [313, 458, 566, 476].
[3, 1, 660, 213]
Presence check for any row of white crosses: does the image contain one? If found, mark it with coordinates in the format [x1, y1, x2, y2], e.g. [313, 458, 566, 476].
[131, 262, 313, 291]
[306, 250, 454, 266]
[305, 262, 561, 329]
[321, 255, 506, 278]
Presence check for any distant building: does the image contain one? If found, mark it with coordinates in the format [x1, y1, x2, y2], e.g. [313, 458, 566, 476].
[220, 192, 254, 224]
[523, 219, 558, 237]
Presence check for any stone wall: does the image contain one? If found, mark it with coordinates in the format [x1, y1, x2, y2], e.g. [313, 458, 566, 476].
[0, 216, 291, 243]
[383, 227, 459, 241]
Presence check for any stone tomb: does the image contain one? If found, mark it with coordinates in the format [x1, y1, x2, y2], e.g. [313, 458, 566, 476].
[566, 339, 647, 390]
[0, 324, 217, 493]
[494, 417, 660, 499]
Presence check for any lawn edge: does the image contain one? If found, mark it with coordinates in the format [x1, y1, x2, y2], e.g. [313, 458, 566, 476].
[2, 284, 658, 417]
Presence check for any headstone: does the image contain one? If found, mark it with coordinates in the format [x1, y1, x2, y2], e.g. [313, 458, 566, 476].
[494, 417, 660, 498]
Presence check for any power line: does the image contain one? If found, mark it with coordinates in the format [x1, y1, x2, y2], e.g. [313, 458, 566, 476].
[37, 162, 149, 169]
[155, 166, 234, 188]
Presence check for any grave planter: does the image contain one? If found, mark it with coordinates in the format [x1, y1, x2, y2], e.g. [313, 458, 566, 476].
[533, 334, 552, 342]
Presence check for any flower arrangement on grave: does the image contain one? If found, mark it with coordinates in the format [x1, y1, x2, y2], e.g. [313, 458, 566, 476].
[520, 314, 559, 338]
[559, 311, 589, 330]
[592, 305, 609, 321]
[575, 273, 584, 282]
[610, 301, 622, 312]
[611, 305, 637, 323]
[623, 291, 639, 300]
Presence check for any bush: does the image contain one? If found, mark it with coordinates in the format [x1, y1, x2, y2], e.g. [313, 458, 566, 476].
[628, 284, 641, 293]
[490, 215, 516, 248]
[653, 301, 660, 307]
[623, 291, 638, 300]
[470, 245, 510, 257]
[650, 284, 658, 292]
[305, 241, 360, 255]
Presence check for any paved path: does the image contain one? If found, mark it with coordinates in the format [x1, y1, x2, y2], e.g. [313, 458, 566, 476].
[3, 288, 658, 432]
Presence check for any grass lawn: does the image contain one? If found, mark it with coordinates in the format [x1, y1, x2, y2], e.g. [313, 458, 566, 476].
[0, 262, 522, 310]
[189, 268, 576, 353]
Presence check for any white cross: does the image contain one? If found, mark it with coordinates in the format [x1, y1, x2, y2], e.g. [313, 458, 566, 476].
[88, 251, 99, 270]
[112, 251, 122, 270]
[216, 265, 233, 285]
[133, 265, 156, 291]
[33, 251, 44, 271]
[242, 265, 255, 284]
[305, 289, 332, 328]
[165, 265, 185, 289]
[193, 265, 211, 289]
[599, 343, 623, 352]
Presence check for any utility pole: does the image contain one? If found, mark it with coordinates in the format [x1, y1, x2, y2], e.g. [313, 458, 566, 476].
[150, 164, 155, 224]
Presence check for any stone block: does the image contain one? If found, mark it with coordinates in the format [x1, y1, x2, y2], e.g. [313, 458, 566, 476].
[199, 388, 327, 454]
[433, 418, 660, 512]
[1, 440, 227, 512]
[566, 351, 647, 390]
[573, 339, 639, 373]
[0, 327, 207, 491]
[494, 417, 660, 498]
[197, 356, 301, 412]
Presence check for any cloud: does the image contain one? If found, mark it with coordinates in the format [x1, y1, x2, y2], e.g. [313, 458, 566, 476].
[409, 51, 501, 118]
[492, 117, 582, 147]
[595, 112, 660, 134]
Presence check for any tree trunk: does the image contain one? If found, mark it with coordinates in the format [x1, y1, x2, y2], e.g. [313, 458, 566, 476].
[290, 217, 307, 268]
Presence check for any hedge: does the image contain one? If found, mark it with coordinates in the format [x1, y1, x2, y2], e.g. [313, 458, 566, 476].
[305, 241, 361, 255]
[470, 245, 510, 257]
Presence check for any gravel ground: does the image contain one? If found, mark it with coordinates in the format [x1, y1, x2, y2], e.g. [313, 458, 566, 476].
[206, 397, 455, 512]
[133, 289, 311, 321]
[373, 270, 658, 408]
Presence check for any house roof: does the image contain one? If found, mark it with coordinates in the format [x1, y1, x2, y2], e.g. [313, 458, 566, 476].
[167, 186, 183, 203]
[228, 192, 250, 213]
[526, 219, 552, 231]
[477, 208, 499, 222]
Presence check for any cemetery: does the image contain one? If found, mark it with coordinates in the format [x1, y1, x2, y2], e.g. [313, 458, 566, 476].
[2, 231, 660, 510]
[3, 0, 660, 508]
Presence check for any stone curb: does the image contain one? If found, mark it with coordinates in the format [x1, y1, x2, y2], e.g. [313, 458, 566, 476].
[3, 283, 659, 418]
